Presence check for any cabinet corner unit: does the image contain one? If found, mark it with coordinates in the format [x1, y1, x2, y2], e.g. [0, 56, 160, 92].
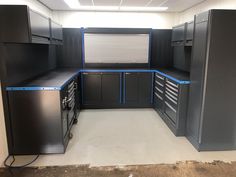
[0, 5, 63, 45]
[154, 72, 189, 136]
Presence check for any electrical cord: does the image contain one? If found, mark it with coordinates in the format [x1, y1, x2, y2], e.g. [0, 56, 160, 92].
[4, 155, 40, 168]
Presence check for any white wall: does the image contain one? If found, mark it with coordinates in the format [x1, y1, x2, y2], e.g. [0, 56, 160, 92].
[0, 83, 8, 166]
[53, 11, 178, 29]
[178, 0, 236, 24]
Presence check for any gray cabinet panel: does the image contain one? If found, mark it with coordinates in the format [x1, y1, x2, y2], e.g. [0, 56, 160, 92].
[187, 19, 209, 143]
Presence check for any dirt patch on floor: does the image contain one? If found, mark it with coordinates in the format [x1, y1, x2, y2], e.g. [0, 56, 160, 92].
[1, 161, 236, 177]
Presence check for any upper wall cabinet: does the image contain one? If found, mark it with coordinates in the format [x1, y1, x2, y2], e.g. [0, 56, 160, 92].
[50, 20, 63, 45]
[0, 5, 63, 45]
[185, 21, 194, 46]
[171, 22, 194, 47]
[171, 23, 187, 46]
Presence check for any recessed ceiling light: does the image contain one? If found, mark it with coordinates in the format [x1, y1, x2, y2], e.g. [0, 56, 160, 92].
[64, 0, 80, 8]
[120, 6, 168, 12]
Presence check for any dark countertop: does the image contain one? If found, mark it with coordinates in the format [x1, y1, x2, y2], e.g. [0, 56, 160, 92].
[6, 69, 80, 91]
[6, 68, 190, 91]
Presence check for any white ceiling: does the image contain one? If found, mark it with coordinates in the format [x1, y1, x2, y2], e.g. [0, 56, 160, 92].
[38, 0, 206, 12]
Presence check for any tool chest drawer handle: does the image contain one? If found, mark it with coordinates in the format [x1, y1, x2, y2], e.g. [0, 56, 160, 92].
[166, 95, 178, 105]
[166, 80, 179, 88]
[155, 81, 164, 87]
[155, 86, 163, 94]
[154, 92, 163, 100]
[165, 101, 177, 113]
[155, 74, 164, 80]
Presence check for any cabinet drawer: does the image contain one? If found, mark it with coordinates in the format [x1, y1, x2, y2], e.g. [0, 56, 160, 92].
[154, 93, 164, 112]
[165, 93, 178, 105]
[154, 92, 164, 101]
[164, 101, 177, 124]
[155, 73, 165, 83]
[166, 79, 179, 88]
[154, 86, 164, 95]
[155, 80, 164, 88]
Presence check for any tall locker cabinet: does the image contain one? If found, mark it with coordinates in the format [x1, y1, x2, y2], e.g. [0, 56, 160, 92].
[187, 10, 236, 151]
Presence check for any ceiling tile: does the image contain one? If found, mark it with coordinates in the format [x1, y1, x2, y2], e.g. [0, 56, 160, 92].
[93, 0, 121, 6]
[121, 0, 150, 7]
[79, 0, 93, 6]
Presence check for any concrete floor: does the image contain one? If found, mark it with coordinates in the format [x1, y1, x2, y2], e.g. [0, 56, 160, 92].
[5, 109, 236, 167]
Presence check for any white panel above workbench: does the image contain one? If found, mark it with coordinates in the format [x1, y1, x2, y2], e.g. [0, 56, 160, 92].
[84, 33, 150, 63]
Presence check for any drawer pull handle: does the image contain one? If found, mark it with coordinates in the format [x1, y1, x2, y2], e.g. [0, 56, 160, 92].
[166, 88, 178, 97]
[155, 86, 163, 94]
[166, 80, 179, 88]
[155, 81, 164, 87]
[166, 84, 179, 93]
[165, 101, 177, 113]
[166, 91, 178, 101]
[155, 74, 164, 80]
[166, 95, 178, 105]
[154, 93, 163, 100]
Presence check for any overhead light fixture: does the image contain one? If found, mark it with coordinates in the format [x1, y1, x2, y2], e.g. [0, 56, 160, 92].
[77, 6, 119, 11]
[64, 0, 80, 8]
[120, 6, 168, 12]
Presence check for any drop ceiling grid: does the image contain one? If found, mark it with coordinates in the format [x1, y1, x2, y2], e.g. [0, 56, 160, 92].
[38, 0, 207, 12]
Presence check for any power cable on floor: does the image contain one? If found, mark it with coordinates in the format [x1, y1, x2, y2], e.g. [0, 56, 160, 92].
[4, 155, 40, 168]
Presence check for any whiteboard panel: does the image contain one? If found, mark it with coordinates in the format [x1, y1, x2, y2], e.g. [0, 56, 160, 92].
[84, 33, 150, 63]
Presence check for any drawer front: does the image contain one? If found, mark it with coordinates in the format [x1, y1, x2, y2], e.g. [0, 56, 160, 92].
[164, 101, 177, 124]
[154, 85, 164, 95]
[154, 92, 164, 112]
[155, 73, 165, 84]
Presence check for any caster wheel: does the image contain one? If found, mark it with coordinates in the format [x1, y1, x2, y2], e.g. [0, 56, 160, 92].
[69, 133, 73, 139]
[73, 118, 78, 124]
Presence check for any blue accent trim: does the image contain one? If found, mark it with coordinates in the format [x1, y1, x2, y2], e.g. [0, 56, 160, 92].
[81, 27, 85, 68]
[6, 69, 190, 91]
[148, 30, 152, 68]
[80, 69, 156, 73]
[81, 72, 84, 105]
[119, 73, 122, 104]
[6, 87, 61, 91]
[151, 72, 154, 104]
[123, 73, 126, 104]
[155, 71, 190, 84]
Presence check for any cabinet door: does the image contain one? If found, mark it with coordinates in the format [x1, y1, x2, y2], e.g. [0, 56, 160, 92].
[29, 10, 50, 43]
[172, 24, 185, 42]
[82, 73, 102, 105]
[51, 20, 63, 41]
[139, 73, 152, 105]
[101, 73, 120, 105]
[185, 22, 194, 46]
[124, 72, 139, 104]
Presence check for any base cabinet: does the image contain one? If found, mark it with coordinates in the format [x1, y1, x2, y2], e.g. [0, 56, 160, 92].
[81, 72, 153, 108]
[124, 72, 153, 107]
[82, 72, 121, 108]
[7, 77, 79, 155]
[154, 72, 189, 136]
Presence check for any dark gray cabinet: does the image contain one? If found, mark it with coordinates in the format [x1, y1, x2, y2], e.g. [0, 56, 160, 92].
[171, 22, 194, 47]
[124, 72, 153, 107]
[82, 72, 121, 107]
[50, 20, 63, 45]
[6, 71, 79, 155]
[82, 73, 102, 105]
[187, 10, 236, 151]
[185, 21, 194, 46]
[82, 72, 152, 108]
[0, 5, 63, 45]
[154, 73, 189, 136]
[171, 23, 186, 46]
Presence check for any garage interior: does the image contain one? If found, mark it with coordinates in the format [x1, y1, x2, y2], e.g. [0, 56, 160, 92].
[1, 0, 236, 177]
